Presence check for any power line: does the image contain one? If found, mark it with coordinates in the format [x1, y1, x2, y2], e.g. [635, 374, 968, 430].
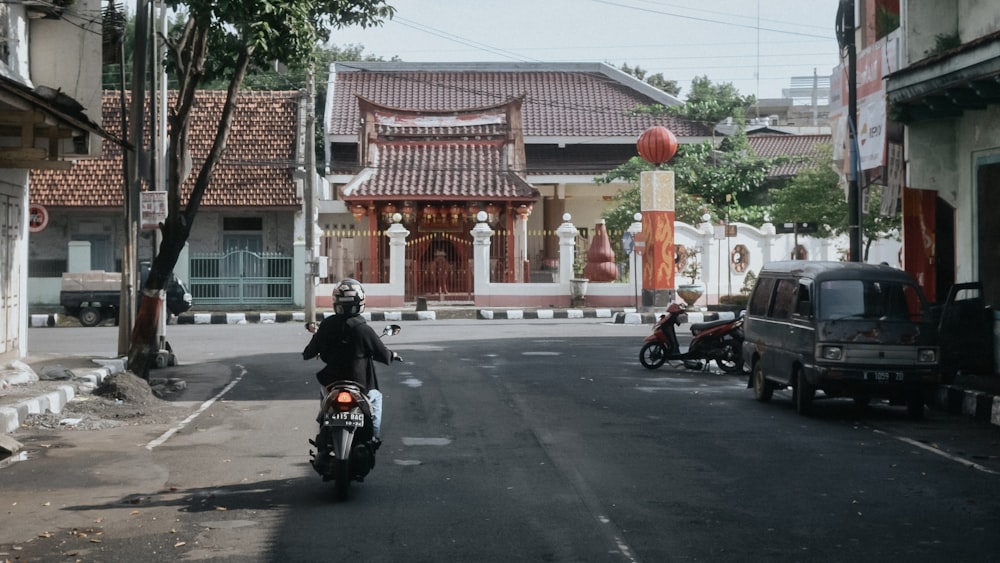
[590, 0, 832, 40]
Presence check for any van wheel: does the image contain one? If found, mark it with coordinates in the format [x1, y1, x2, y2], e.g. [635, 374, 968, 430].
[752, 363, 774, 402]
[79, 307, 101, 327]
[794, 370, 814, 416]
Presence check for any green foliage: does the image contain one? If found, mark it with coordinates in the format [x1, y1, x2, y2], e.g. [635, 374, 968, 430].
[667, 75, 756, 126]
[875, 3, 900, 38]
[598, 127, 778, 235]
[925, 32, 961, 57]
[740, 270, 757, 296]
[769, 145, 845, 239]
[680, 248, 702, 284]
[626, 75, 755, 127]
[616, 63, 681, 97]
[769, 144, 901, 260]
[165, 0, 394, 76]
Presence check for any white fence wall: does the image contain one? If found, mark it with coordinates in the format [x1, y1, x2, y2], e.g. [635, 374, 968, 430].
[320, 218, 901, 311]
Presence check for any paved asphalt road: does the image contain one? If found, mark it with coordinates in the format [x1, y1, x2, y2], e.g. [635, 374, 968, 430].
[4, 321, 1000, 562]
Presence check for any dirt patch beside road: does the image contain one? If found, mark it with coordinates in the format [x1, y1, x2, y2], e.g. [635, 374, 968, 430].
[18, 372, 188, 432]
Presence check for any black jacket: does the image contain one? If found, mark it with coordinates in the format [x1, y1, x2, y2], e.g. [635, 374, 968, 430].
[303, 314, 393, 389]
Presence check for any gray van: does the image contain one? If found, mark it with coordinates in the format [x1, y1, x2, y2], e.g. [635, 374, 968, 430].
[743, 261, 940, 417]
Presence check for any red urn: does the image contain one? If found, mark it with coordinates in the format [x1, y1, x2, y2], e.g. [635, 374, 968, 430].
[583, 221, 618, 282]
[636, 126, 678, 165]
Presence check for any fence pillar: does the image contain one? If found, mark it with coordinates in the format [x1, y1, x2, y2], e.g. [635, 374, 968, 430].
[386, 218, 409, 298]
[627, 214, 643, 308]
[471, 214, 494, 299]
[760, 222, 777, 264]
[698, 220, 714, 303]
[556, 214, 578, 285]
[293, 240, 305, 308]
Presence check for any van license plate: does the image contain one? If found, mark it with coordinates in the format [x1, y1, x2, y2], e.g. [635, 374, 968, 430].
[324, 412, 364, 428]
[864, 371, 904, 383]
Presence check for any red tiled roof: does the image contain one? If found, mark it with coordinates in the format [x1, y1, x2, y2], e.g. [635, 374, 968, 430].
[31, 90, 302, 209]
[344, 99, 537, 202]
[329, 63, 714, 140]
[345, 141, 537, 201]
[747, 133, 831, 178]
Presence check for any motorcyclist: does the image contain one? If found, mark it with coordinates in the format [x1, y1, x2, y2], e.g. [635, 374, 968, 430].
[302, 278, 399, 440]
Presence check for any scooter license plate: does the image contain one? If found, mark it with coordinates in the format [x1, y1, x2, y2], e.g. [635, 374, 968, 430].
[324, 412, 364, 428]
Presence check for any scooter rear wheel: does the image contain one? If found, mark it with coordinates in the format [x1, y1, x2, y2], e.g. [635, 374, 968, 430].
[333, 459, 351, 500]
[639, 342, 669, 369]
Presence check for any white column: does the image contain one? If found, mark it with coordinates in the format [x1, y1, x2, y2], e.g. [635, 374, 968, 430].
[293, 240, 305, 308]
[515, 210, 529, 283]
[760, 222, 776, 264]
[556, 213, 579, 284]
[627, 213, 643, 306]
[471, 213, 494, 295]
[386, 218, 409, 296]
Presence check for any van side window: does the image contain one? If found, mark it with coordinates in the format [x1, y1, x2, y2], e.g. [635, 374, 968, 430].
[770, 279, 798, 319]
[748, 277, 775, 316]
[795, 282, 812, 317]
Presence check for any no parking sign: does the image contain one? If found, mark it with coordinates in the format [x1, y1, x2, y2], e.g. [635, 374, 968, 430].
[28, 204, 48, 233]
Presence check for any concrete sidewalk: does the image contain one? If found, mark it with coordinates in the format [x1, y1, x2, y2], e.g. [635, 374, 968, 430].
[0, 357, 124, 436]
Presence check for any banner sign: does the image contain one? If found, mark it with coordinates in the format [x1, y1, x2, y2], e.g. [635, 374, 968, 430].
[141, 191, 168, 231]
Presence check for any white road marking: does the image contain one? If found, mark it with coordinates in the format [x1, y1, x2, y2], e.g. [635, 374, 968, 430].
[145, 365, 248, 450]
[400, 437, 452, 446]
[873, 429, 1000, 475]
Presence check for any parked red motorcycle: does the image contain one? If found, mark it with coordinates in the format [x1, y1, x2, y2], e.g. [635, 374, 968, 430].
[639, 303, 745, 373]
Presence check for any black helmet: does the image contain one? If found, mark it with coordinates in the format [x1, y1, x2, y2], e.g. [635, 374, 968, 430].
[333, 278, 365, 316]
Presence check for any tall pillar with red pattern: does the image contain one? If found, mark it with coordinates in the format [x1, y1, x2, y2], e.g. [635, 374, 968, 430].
[636, 126, 679, 311]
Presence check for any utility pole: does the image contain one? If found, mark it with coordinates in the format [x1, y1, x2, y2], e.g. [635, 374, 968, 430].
[843, 0, 862, 262]
[119, 0, 150, 355]
[304, 64, 317, 324]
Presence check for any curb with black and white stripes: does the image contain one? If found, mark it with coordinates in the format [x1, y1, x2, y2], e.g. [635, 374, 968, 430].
[29, 309, 733, 326]
[929, 384, 1000, 426]
[0, 359, 123, 435]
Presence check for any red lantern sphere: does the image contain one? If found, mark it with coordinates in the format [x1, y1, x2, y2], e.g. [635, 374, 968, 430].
[636, 126, 678, 165]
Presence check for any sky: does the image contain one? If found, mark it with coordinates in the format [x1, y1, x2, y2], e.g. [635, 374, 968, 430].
[325, 0, 843, 101]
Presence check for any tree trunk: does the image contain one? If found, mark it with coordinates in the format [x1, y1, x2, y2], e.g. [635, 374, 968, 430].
[125, 33, 253, 378]
[127, 290, 163, 380]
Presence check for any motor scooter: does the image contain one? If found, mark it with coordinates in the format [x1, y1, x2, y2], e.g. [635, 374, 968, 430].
[306, 323, 401, 500]
[639, 303, 745, 373]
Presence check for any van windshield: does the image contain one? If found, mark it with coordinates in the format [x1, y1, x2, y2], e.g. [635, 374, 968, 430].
[818, 279, 924, 321]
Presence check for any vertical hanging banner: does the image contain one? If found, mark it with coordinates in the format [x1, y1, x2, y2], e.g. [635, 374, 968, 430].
[140, 191, 168, 231]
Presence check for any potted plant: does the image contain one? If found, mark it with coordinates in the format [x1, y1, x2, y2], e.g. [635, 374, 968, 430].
[676, 246, 704, 308]
[570, 237, 589, 305]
